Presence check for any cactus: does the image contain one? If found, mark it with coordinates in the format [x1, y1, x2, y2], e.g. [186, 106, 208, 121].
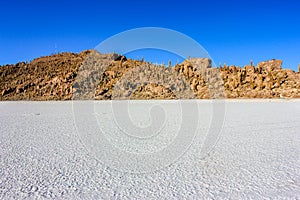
[168, 60, 172, 68]
[119, 57, 124, 68]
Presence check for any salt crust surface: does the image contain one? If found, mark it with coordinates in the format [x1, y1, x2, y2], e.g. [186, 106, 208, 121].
[0, 100, 299, 199]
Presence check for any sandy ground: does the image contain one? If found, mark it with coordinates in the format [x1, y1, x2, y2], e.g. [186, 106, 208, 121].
[0, 100, 300, 199]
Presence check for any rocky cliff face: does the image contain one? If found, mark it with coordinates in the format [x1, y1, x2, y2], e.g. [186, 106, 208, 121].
[219, 60, 299, 98]
[0, 50, 299, 100]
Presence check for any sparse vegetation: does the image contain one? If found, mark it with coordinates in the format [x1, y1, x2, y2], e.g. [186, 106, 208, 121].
[0, 50, 299, 100]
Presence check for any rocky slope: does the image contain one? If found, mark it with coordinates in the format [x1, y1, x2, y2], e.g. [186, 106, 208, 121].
[0, 50, 299, 100]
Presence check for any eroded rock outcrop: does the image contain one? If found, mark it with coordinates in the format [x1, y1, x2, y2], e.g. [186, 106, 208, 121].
[0, 50, 299, 100]
[219, 60, 300, 98]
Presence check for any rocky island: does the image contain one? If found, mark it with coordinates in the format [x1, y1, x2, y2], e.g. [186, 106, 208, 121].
[1, 50, 299, 100]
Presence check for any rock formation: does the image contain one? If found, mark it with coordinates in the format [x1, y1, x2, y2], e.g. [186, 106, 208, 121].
[0, 50, 299, 100]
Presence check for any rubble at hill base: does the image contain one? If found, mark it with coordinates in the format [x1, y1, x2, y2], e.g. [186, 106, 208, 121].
[0, 50, 299, 100]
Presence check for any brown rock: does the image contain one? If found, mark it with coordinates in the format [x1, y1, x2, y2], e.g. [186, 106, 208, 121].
[257, 59, 282, 71]
[0, 52, 299, 100]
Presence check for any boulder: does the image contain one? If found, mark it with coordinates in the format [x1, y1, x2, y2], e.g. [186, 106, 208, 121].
[256, 59, 282, 71]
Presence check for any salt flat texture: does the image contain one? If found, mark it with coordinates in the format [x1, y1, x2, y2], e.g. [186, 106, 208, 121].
[0, 100, 300, 199]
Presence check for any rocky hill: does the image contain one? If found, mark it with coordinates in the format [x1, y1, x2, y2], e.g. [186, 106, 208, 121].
[0, 50, 299, 100]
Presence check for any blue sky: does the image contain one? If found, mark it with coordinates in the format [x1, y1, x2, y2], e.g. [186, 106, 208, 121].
[0, 0, 300, 71]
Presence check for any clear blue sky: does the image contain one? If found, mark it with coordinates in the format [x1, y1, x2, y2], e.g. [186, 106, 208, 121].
[1, 0, 300, 71]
